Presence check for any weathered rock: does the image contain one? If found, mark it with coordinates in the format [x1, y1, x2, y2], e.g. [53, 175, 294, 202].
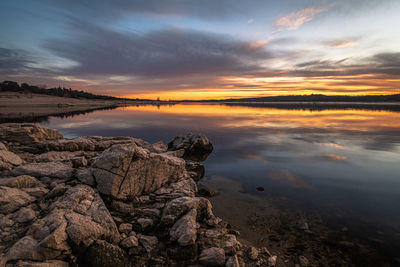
[0, 124, 63, 145]
[0, 175, 43, 189]
[0, 186, 34, 214]
[138, 234, 158, 253]
[155, 178, 197, 199]
[118, 223, 132, 234]
[6, 235, 40, 261]
[12, 162, 74, 180]
[299, 255, 309, 267]
[185, 161, 205, 181]
[198, 247, 225, 266]
[74, 168, 95, 186]
[34, 151, 83, 162]
[226, 255, 240, 267]
[151, 141, 168, 153]
[14, 206, 36, 223]
[168, 133, 213, 161]
[83, 240, 126, 267]
[136, 218, 153, 232]
[268, 255, 277, 266]
[0, 142, 23, 170]
[248, 246, 259, 260]
[170, 209, 198, 246]
[120, 235, 138, 249]
[92, 143, 188, 200]
[13, 260, 69, 267]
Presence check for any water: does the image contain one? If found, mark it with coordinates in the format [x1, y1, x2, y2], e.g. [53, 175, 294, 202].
[32, 104, 400, 264]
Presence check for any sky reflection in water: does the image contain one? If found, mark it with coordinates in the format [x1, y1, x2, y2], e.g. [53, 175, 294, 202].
[40, 104, 400, 248]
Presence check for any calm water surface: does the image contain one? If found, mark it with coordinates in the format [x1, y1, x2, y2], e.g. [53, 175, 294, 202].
[38, 104, 400, 263]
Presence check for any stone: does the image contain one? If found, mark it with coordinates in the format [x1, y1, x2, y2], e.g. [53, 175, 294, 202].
[71, 156, 87, 168]
[83, 240, 126, 267]
[185, 161, 205, 181]
[169, 209, 198, 246]
[0, 124, 63, 145]
[6, 236, 39, 261]
[0, 143, 23, 170]
[13, 162, 74, 180]
[168, 133, 213, 161]
[120, 235, 138, 249]
[151, 141, 168, 153]
[0, 175, 43, 188]
[198, 247, 225, 266]
[226, 255, 240, 267]
[14, 206, 36, 223]
[248, 246, 259, 260]
[299, 255, 309, 267]
[92, 143, 188, 200]
[267, 255, 277, 266]
[13, 260, 69, 267]
[74, 168, 95, 186]
[138, 234, 158, 253]
[34, 151, 83, 162]
[119, 223, 132, 234]
[136, 218, 153, 231]
[0, 186, 34, 214]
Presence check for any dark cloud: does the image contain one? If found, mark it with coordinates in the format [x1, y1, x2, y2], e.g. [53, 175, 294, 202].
[43, 21, 271, 77]
[0, 48, 33, 72]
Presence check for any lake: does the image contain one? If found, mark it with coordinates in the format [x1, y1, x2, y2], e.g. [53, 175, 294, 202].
[23, 103, 400, 265]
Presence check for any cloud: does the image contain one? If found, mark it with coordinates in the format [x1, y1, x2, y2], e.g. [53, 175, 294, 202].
[275, 7, 327, 31]
[267, 170, 316, 190]
[42, 21, 272, 79]
[247, 18, 254, 24]
[324, 38, 359, 48]
[0, 48, 33, 72]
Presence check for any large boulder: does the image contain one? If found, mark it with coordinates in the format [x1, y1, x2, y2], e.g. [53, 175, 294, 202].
[92, 143, 188, 200]
[168, 134, 213, 161]
[0, 142, 23, 170]
[0, 124, 63, 145]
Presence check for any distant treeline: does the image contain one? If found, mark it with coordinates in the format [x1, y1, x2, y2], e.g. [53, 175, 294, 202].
[214, 94, 400, 103]
[0, 80, 124, 100]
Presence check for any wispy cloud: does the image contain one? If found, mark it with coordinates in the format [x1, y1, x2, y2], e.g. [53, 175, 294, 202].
[275, 7, 328, 31]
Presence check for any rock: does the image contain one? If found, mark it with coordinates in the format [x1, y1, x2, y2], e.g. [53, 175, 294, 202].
[23, 187, 49, 198]
[74, 168, 95, 186]
[138, 234, 158, 253]
[0, 186, 34, 214]
[162, 149, 185, 158]
[13, 260, 69, 267]
[83, 240, 126, 267]
[256, 186, 264, 192]
[0, 142, 23, 170]
[136, 218, 153, 232]
[151, 141, 168, 153]
[248, 246, 259, 260]
[92, 143, 188, 200]
[155, 178, 197, 199]
[0, 124, 63, 145]
[0, 175, 43, 188]
[169, 209, 198, 246]
[120, 235, 138, 249]
[267, 255, 277, 266]
[6, 236, 40, 261]
[198, 188, 217, 197]
[168, 133, 213, 161]
[71, 156, 87, 168]
[198, 247, 225, 266]
[299, 255, 309, 267]
[118, 223, 132, 234]
[34, 151, 83, 162]
[161, 197, 203, 225]
[226, 255, 240, 267]
[14, 206, 36, 223]
[185, 161, 205, 181]
[13, 162, 74, 180]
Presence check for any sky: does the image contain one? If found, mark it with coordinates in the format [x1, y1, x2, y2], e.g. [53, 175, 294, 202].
[0, 0, 399, 100]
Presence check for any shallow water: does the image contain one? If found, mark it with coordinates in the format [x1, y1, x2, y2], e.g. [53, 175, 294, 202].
[34, 103, 400, 264]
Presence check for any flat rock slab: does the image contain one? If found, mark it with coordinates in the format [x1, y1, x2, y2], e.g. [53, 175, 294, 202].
[0, 124, 63, 145]
[12, 162, 74, 180]
[92, 143, 188, 200]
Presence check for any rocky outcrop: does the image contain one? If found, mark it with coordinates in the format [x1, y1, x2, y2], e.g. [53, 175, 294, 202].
[0, 124, 62, 145]
[0, 123, 274, 267]
[168, 133, 213, 161]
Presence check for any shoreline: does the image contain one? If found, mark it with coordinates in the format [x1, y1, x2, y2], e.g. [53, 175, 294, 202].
[0, 123, 277, 266]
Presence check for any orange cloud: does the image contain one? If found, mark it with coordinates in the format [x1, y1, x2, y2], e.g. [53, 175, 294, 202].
[275, 7, 327, 30]
[332, 41, 358, 48]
